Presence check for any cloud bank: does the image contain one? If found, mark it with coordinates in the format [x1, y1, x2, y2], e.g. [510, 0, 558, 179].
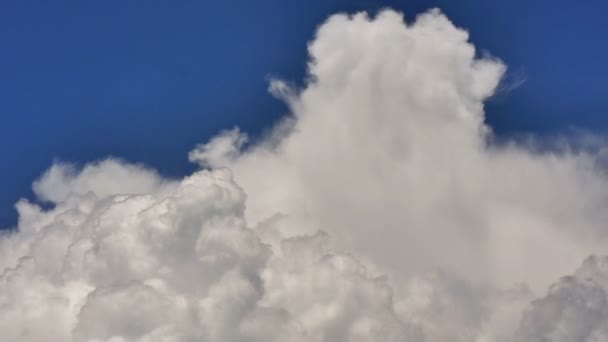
[3, 9, 608, 341]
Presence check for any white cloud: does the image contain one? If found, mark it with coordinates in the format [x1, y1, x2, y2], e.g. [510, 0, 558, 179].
[194, 9, 608, 292]
[3, 8, 608, 341]
[517, 256, 608, 341]
[0, 165, 424, 341]
[32, 158, 175, 204]
[189, 128, 248, 169]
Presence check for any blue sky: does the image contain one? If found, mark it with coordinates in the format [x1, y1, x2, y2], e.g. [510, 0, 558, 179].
[1, 0, 607, 228]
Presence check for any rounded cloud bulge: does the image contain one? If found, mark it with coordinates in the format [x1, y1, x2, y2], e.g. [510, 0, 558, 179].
[3, 8, 608, 342]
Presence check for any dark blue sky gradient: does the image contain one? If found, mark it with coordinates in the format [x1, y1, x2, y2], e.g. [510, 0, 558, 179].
[1, 0, 607, 228]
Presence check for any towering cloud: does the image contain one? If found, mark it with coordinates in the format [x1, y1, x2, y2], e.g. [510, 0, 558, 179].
[2, 8, 608, 341]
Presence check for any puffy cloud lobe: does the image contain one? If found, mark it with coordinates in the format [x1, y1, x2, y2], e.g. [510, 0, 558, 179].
[3, 8, 608, 342]
[517, 256, 608, 341]
[189, 128, 248, 169]
[1, 168, 264, 341]
[32, 159, 174, 204]
[196, 8, 608, 292]
[0, 163, 423, 341]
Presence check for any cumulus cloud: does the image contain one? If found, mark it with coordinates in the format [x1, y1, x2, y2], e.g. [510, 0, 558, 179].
[0, 166, 423, 341]
[3, 8, 608, 341]
[192, 9, 608, 291]
[517, 256, 608, 341]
